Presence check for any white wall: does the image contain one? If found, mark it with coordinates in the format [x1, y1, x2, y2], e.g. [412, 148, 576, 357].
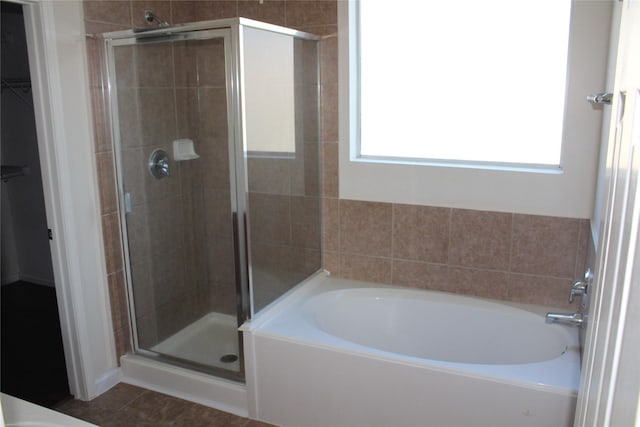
[591, 2, 623, 247]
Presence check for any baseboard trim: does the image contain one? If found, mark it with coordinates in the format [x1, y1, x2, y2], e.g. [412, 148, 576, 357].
[1, 274, 56, 288]
[20, 274, 56, 287]
[93, 368, 122, 399]
[120, 354, 248, 417]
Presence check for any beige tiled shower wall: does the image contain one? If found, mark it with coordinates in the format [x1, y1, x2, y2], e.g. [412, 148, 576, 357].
[84, 0, 590, 360]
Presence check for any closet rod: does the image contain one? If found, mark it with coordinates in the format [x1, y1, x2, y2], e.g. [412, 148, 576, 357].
[1, 78, 31, 90]
[1, 165, 30, 182]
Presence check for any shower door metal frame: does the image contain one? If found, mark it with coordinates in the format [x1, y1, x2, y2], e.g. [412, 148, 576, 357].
[103, 24, 248, 382]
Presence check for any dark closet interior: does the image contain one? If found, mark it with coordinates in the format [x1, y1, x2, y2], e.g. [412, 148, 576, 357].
[1, 1, 71, 407]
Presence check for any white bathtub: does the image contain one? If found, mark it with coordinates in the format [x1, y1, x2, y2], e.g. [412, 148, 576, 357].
[243, 272, 580, 427]
[1, 393, 97, 427]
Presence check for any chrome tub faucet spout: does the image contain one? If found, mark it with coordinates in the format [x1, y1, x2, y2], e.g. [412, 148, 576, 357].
[545, 312, 585, 327]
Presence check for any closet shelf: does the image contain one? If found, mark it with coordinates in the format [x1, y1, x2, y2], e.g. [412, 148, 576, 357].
[1, 165, 30, 182]
[1, 78, 31, 91]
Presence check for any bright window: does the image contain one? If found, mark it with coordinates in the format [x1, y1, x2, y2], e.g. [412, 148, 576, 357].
[358, 0, 572, 167]
[339, 0, 612, 218]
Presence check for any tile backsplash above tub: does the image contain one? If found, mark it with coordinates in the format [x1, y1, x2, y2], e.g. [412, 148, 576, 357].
[322, 200, 592, 309]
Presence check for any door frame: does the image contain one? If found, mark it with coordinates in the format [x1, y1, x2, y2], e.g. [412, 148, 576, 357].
[15, 0, 119, 400]
[576, 0, 640, 424]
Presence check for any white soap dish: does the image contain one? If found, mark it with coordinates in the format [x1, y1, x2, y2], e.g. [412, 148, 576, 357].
[173, 138, 200, 161]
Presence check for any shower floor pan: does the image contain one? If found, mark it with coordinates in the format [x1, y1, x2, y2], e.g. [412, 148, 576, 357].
[151, 312, 240, 372]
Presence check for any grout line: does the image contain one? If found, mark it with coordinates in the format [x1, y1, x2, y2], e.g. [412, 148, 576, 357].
[573, 219, 584, 280]
[283, 0, 288, 27]
[390, 203, 395, 284]
[445, 207, 454, 290]
[336, 198, 341, 275]
[508, 212, 515, 273]
[128, 1, 134, 28]
[447, 207, 453, 266]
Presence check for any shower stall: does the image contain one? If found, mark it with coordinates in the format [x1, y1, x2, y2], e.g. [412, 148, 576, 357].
[101, 18, 321, 382]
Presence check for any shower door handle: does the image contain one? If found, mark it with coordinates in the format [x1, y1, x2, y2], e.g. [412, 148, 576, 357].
[232, 212, 250, 324]
[124, 192, 133, 214]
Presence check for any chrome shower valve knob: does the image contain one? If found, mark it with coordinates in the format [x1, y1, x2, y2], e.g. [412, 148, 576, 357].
[148, 149, 170, 179]
[569, 281, 588, 303]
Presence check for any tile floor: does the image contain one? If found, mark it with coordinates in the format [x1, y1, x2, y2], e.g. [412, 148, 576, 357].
[55, 383, 275, 427]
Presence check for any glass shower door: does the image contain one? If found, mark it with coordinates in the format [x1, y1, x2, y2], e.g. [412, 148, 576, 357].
[108, 30, 244, 378]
